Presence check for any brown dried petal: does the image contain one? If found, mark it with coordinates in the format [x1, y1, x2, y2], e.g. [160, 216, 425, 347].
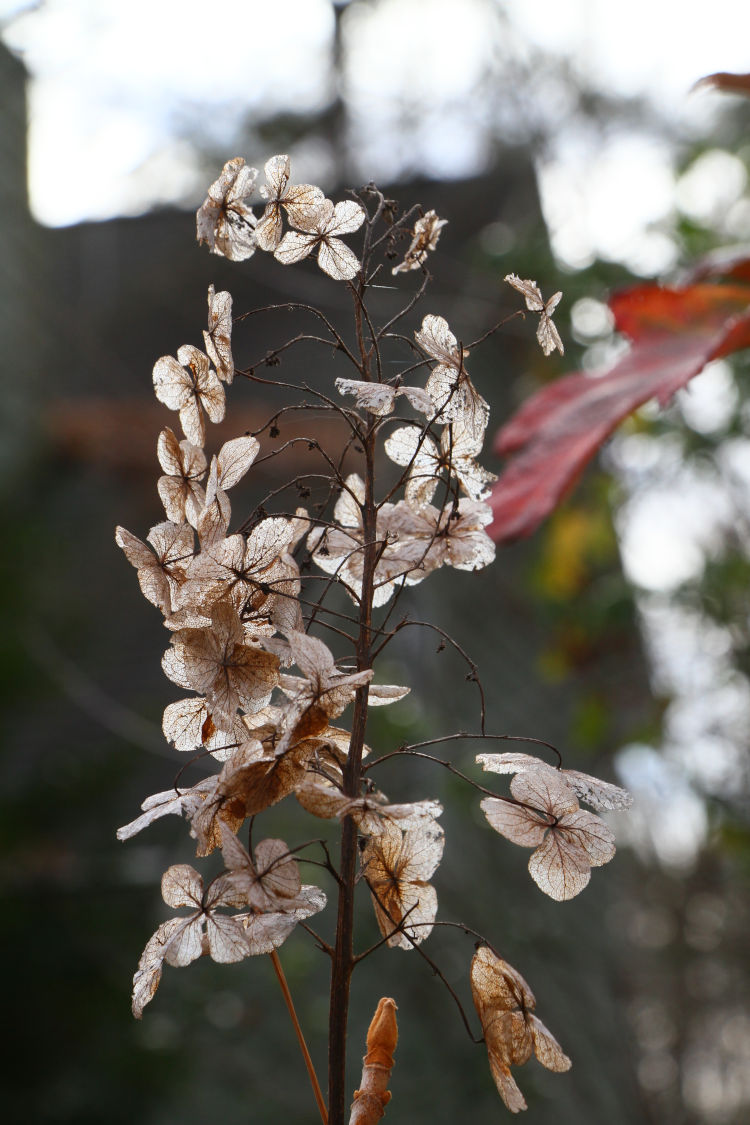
[527, 829, 592, 901]
[162, 696, 209, 753]
[213, 435, 260, 492]
[528, 1014, 571, 1072]
[471, 946, 569, 1111]
[414, 314, 465, 368]
[203, 285, 234, 384]
[361, 819, 444, 949]
[132, 918, 187, 1018]
[480, 796, 549, 848]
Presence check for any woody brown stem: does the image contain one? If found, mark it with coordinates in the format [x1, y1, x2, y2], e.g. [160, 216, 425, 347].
[328, 259, 378, 1125]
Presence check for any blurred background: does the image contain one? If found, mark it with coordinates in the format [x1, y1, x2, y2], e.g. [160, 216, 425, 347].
[2, 1, 750, 1122]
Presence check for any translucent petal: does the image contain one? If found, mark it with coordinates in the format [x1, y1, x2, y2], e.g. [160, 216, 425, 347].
[203, 285, 234, 384]
[527, 830, 592, 901]
[480, 796, 548, 847]
[528, 1014, 571, 1072]
[161, 863, 203, 909]
[214, 435, 260, 490]
[162, 696, 209, 753]
[274, 230, 315, 265]
[317, 237, 361, 281]
[206, 913, 251, 963]
[283, 183, 326, 229]
[325, 200, 366, 237]
[335, 379, 397, 416]
[132, 917, 186, 1018]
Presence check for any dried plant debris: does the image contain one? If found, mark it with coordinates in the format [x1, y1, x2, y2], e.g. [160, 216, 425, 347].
[114, 153, 628, 1125]
[471, 945, 570, 1112]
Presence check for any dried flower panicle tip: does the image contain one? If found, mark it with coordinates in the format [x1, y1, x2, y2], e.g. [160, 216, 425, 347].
[349, 998, 398, 1125]
[505, 273, 564, 356]
[392, 210, 447, 274]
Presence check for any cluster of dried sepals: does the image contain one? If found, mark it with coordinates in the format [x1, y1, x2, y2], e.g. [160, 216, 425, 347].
[116, 155, 629, 1117]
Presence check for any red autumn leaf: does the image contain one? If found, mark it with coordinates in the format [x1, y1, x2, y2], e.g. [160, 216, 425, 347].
[694, 72, 750, 97]
[488, 278, 750, 543]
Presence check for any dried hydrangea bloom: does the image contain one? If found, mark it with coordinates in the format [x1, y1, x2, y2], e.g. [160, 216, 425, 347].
[334, 378, 433, 417]
[273, 630, 373, 754]
[196, 157, 258, 261]
[360, 817, 444, 950]
[131, 863, 250, 1017]
[384, 498, 496, 575]
[480, 770, 616, 901]
[505, 273, 564, 357]
[477, 752, 633, 811]
[152, 345, 225, 448]
[221, 831, 301, 908]
[156, 427, 207, 528]
[274, 199, 365, 280]
[219, 827, 328, 953]
[178, 521, 296, 634]
[471, 945, 570, 1112]
[203, 285, 234, 383]
[307, 475, 433, 603]
[415, 315, 488, 448]
[163, 600, 280, 732]
[115, 521, 194, 615]
[384, 425, 496, 508]
[254, 154, 325, 252]
[307, 475, 394, 605]
[392, 210, 448, 274]
[189, 736, 321, 854]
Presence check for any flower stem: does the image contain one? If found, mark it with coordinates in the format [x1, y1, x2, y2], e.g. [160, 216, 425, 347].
[270, 949, 328, 1125]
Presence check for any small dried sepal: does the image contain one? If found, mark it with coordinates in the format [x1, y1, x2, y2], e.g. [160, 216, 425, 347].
[392, 210, 447, 274]
[471, 945, 570, 1113]
[349, 998, 399, 1125]
[505, 274, 564, 357]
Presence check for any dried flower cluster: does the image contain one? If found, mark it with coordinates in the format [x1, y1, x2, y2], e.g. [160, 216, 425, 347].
[117, 156, 629, 1121]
